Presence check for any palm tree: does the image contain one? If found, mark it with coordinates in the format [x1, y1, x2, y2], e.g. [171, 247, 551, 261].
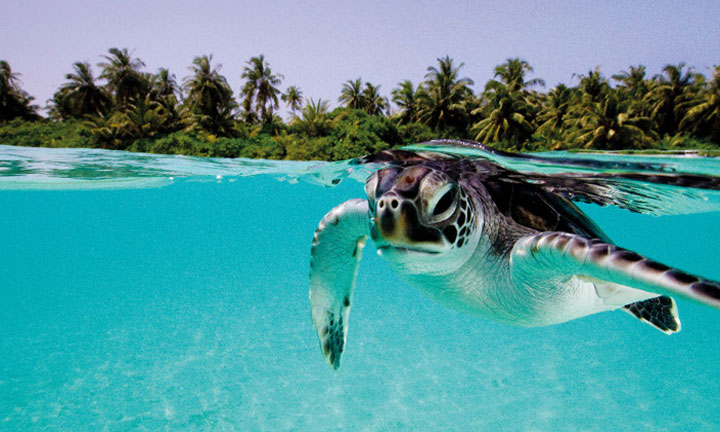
[51, 62, 111, 119]
[0, 60, 21, 86]
[183, 54, 236, 135]
[0, 60, 39, 121]
[291, 98, 330, 137]
[148, 68, 181, 128]
[391, 80, 429, 125]
[152, 68, 180, 100]
[338, 78, 365, 110]
[493, 58, 545, 93]
[282, 85, 303, 113]
[82, 114, 125, 149]
[187, 104, 237, 137]
[470, 58, 545, 147]
[98, 47, 148, 108]
[536, 83, 574, 138]
[84, 95, 178, 150]
[0, 60, 21, 106]
[570, 92, 655, 150]
[576, 67, 610, 104]
[679, 65, 720, 141]
[240, 54, 283, 123]
[645, 63, 698, 135]
[612, 65, 648, 99]
[419, 55, 474, 134]
[612, 65, 651, 117]
[114, 94, 173, 141]
[362, 82, 387, 116]
[471, 81, 534, 147]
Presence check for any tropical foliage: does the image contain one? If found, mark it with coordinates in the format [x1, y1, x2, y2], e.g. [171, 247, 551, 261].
[0, 60, 39, 121]
[282, 85, 303, 113]
[182, 55, 237, 136]
[98, 48, 148, 109]
[2, 52, 720, 160]
[50, 62, 111, 119]
[419, 56, 474, 136]
[391, 80, 427, 125]
[240, 54, 283, 123]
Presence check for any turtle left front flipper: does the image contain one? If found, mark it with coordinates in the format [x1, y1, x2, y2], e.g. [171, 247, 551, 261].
[309, 199, 370, 370]
[510, 232, 720, 321]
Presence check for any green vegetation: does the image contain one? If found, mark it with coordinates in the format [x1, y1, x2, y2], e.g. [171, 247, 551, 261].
[1, 61, 40, 122]
[1, 51, 719, 160]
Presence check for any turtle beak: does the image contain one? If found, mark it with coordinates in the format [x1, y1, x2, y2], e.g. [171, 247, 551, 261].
[372, 193, 442, 247]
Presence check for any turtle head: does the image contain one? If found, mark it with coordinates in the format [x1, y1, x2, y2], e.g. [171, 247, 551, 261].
[365, 165, 482, 274]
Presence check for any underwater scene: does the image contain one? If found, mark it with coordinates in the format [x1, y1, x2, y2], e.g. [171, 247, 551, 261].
[1, 143, 720, 431]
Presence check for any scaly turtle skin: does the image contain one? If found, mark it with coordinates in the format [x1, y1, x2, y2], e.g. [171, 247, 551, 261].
[309, 141, 720, 370]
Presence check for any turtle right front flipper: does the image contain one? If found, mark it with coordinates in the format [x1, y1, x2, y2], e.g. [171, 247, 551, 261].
[511, 232, 720, 311]
[309, 199, 370, 370]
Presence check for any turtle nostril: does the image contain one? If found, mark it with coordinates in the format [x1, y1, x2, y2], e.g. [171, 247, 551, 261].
[378, 201, 384, 209]
[391, 199, 399, 209]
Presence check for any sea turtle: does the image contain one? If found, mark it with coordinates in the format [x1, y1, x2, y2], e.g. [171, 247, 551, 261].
[309, 140, 720, 370]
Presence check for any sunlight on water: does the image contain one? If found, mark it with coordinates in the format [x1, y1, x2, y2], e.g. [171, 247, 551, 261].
[2, 144, 720, 430]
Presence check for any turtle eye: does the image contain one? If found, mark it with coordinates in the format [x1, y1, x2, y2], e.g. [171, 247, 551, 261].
[427, 186, 457, 222]
[433, 189, 454, 216]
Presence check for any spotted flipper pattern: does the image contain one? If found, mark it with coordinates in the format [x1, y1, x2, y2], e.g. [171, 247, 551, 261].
[623, 296, 681, 334]
[309, 199, 370, 370]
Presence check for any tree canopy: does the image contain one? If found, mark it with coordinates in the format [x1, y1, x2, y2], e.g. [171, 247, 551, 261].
[0, 60, 39, 121]
[2, 52, 720, 160]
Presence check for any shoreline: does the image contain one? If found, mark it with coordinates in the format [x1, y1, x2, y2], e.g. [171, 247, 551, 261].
[2, 117, 718, 161]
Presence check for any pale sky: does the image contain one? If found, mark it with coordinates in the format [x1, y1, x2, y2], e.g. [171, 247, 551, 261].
[2, 0, 719, 115]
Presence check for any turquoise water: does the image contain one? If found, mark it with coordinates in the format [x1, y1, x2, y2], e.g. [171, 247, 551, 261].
[2, 144, 720, 431]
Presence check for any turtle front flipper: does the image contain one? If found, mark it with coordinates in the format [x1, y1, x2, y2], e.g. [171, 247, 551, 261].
[511, 232, 720, 317]
[310, 199, 370, 370]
